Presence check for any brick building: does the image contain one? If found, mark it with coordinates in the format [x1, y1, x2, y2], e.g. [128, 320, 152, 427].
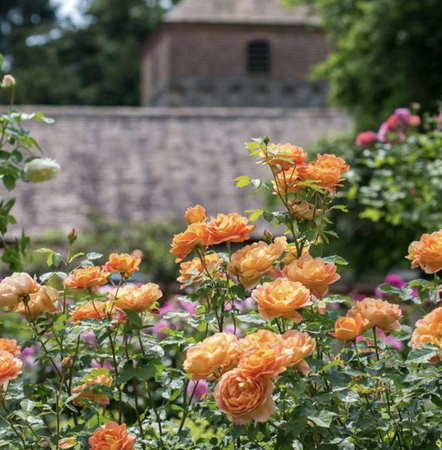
[141, 0, 329, 107]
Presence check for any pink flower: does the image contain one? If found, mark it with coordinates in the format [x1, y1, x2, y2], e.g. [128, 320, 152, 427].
[394, 108, 411, 126]
[91, 359, 112, 370]
[187, 379, 209, 402]
[81, 331, 96, 346]
[356, 131, 377, 148]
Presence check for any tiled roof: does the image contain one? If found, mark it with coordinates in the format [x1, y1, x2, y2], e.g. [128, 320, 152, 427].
[165, 0, 319, 26]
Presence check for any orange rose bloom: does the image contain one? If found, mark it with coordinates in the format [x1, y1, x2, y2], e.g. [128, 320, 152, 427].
[332, 314, 369, 341]
[0, 339, 20, 356]
[73, 374, 113, 406]
[252, 278, 312, 321]
[214, 368, 276, 425]
[16, 286, 59, 317]
[227, 237, 287, 289]
[282, 252, 340, 298]
[64, 266, 110, 290]
[89, 422, 135, 450]
[348, 298, 402, 332]
[0, 350, 22, 385]
[110, 283, 162, 313]
[406, 230, 442, 274]
[105, 253, 141, 278]
[71, 301, 110, 323]
[238, 330, 291, 378]
[185, 205, 207, 224]
[207, 213, 256, 245]
[315, 153, 350, 173]
[170, 222, 209, 262]
[273, 168, 300, 194]
[184, 332, 239, 380]
[0, 272, 40, 308]
[412, 307, 442, 362]
[283, 330, 316, 374]
[260, 143, 308, 171]
[177, 253, 223, 286]
[297, 154, 349, 194]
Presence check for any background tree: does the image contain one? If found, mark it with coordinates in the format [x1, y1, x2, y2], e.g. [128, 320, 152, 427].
[288, 0, 442, 129]
[1, 0, 179, 105]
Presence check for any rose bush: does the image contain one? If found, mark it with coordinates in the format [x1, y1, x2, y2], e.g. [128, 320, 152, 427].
[0, 134, 441, 450]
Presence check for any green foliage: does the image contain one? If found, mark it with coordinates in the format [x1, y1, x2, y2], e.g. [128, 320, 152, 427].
[1, 0, 179, 105]
[286, 0, 442, 129]
[27, 213, 181, 283]
[0, 58, 56, 271]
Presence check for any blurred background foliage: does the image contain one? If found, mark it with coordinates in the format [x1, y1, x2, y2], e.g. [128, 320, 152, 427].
[287, 0, 442, 129]
[25, 214, 182, 287]
[0, 0, 179, 105]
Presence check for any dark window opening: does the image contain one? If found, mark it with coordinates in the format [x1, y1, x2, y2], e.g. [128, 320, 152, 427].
[247, 41, 271, 74]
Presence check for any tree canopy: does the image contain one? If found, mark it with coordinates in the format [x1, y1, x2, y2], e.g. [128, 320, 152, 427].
[288, 0, 442, 129]
[1, 0, 178, 105]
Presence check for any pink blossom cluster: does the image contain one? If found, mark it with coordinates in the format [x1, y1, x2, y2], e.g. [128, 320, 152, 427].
[356, 108, 421, 148]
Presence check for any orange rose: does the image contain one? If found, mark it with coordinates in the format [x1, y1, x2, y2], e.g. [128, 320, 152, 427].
[406, 230, 442, 274]
[110, 283, 163, 313]
[259, 143, 308, 171]
[332, 314, 369, 341]
[0, 350, 22, 385]
[283, 330, 316, 374]
[214, 368, 276, 425]
[71, 301, 110, 323]
[348, 298, 402, 332]
[412, 307, 442, 362]
[184, 332, 239, 380]
[273, 168, 300, 194]
[177, 253, 223, 286]
[105, 253, 141, 278]
[170, 223, 209, 262]
[0, 273, 40, 308]
[297, 154, 349, 193]
[16, 286, 59, 317]
[73, 374, 113, 406]
[207, 213, 256, 245]
[282, 252, 340, 298]
[238, 330, 291, 378]
[185, 205, 207, 224]
[64, 266, 110, 290]
[252, 278, 312, 321]
[227, 237, 287, 289]
[281, 243, 310, 265]
[0, 339, 20, 356]
[89, 422, 135, 450]
[315, 153, 350, 173]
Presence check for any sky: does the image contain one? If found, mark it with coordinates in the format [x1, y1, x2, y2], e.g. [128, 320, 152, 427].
[51, 0, 84, 25]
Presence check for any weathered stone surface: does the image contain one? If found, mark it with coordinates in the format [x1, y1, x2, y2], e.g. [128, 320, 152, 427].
[3, 107, 351, 237]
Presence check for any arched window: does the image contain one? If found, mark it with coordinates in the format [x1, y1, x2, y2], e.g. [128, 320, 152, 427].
[247, 41, 271, 74]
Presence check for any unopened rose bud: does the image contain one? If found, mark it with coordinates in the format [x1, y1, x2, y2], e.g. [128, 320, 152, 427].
[132, 249, 144, 259]
[58, 437, 77, 449]
[39, 438, 51, 448]
[62, 356, 72, 368]
[262, 229, 273, 244]
[67, 228, 78, 245]
[24, 158, 61, 183]
[1, 74, 16, 88]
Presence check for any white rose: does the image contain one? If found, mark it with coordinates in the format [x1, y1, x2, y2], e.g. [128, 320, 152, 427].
[1, 75, 16, 88]
[24, 158, 61, 183]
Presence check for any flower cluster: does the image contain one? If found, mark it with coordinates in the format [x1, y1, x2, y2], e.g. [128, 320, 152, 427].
[356, 107, 420, 147]
[184, 329, 315, 424]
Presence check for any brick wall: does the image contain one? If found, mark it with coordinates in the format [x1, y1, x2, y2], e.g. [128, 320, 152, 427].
[2, 107, 351, 238]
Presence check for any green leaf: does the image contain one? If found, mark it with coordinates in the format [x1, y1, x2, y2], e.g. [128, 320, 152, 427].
[308, 411, 337, 428]
[245, 209, 264, 221]
[322, 255, 349, 265]
[236, 314, 266, 325]
[407, 346, 437, 364]
[87, 252, 103, 260]
[235, 175, 251, 188]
